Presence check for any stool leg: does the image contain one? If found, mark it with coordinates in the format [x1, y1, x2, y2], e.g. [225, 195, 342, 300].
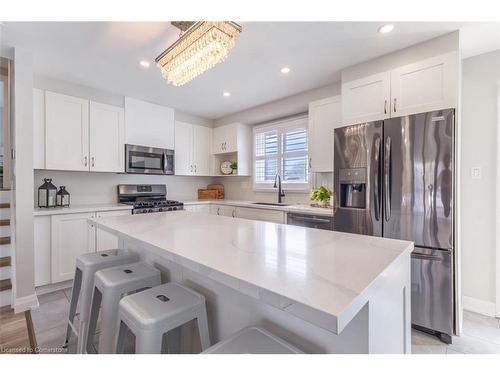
[97, 291, 122, 354]
[115, 320, 128, 354]
[64, 267, 82, 349]
[86, 287, 102, 354]
[136, 330, 163, 354]
[166, 327, 182, 354]
[196, 305, 211, 351]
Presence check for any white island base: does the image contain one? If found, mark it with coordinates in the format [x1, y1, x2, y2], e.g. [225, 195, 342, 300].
[91, 212, 413, 354]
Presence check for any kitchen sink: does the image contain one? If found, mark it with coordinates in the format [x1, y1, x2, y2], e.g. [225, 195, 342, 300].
[252, 202, 290, 207]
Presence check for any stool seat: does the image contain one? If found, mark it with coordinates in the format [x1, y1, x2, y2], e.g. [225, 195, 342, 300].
[116, 283, 210, 354]
[119, 283, 205, 330]
[202, 327, 302, 354]
[64, 249, 138, 353]
[86, 261, 161, 354]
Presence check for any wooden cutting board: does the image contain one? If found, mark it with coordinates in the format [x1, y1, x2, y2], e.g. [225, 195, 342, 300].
[198, 189, 219, 200]
[207, 184, 225, 199]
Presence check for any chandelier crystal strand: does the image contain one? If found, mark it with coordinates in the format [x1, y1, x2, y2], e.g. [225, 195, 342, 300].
[156, 22, 241, 86]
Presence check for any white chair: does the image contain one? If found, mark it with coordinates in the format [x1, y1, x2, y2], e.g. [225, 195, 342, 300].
[86, 261, 161, 354]
[202, 326, 303, 354]
[64, 249, 139, 353]
[115, 282, 210, 354]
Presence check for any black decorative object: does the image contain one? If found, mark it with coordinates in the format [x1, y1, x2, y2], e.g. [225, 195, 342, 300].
[56, 186, 70, 207]
[38, 178, 57, 208]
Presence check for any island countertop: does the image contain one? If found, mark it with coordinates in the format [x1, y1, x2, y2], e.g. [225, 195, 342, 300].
[90, 211, 413, 334]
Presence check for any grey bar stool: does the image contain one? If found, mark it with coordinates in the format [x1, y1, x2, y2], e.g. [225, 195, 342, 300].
[202, 326, 303, 354]
[86, 261, 161, 354]
[115, 282, 210, 354]
[64, 249, 139, 353]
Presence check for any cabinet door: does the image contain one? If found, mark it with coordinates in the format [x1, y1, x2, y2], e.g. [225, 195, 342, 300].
[124, 97, 174, 149]
[342, 71, 391, 125]
[174, 121, 194, 175]
[184, 204, 210, 213]
[96, 210, 131, 251]
[213, 124, 237, 154]
[210, 204, 235, 217]
[89, 102, 125, 172]
[51, 212, 96, 283]
[308, 96, 342, 172]
[235, 207, 285, 224]
[390, 52, 457, 117]
[192, 125, 211, 175]
[33, 89, 46, 169]
[34, 216, 51, 287]
[45, 91, 89, 171]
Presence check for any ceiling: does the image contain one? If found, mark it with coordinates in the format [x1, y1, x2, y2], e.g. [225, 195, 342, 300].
[1, 22, 499, 119]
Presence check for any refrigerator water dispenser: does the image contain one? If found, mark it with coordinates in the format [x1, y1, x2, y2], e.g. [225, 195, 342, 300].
[339, 168, 366, 209]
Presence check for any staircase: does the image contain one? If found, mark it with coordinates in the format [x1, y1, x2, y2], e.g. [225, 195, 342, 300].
[0, 190, 12, 307]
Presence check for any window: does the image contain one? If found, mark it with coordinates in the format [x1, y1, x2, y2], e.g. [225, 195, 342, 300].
[253, 116, 309, 191]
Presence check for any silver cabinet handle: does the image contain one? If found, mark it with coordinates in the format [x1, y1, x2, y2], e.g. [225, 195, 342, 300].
[217, 207, 220, 215]
[384, 136, 392, 222]
[194, 165, 197, 173]
[232, 209, 236, 218]
[393, 98, 397, 113]
[84, 156, 88, 167]
[190, 165, 193, 173]
[91, 157, 95, 167]
[309, 158, 312, 169]
[384, 100, 387, 115]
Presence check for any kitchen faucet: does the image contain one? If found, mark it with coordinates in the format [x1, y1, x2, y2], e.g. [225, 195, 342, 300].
[273, 174, 286, 204]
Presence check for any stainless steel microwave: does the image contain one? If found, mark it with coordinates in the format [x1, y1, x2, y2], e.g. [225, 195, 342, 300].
[125, 144, 174, 175]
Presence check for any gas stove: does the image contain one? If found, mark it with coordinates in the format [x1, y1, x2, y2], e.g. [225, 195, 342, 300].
[117, 184, 183, 214]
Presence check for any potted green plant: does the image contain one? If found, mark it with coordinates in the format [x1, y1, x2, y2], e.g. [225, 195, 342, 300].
[230, 161, 238, 175]
[309, 185, 332, 208]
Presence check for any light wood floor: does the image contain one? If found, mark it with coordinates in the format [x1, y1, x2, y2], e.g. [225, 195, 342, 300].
[0, 306, 34, 354]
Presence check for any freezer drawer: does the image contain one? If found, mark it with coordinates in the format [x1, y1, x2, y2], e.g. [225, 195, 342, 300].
[411, 247, 453, 340]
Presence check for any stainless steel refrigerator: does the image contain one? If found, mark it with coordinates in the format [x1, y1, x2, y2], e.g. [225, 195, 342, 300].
[333, 109, 455, 343]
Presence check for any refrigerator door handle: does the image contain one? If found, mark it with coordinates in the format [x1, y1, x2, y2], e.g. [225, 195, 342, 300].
[373, 136, 381, 221]
[384, 136, 392, 221]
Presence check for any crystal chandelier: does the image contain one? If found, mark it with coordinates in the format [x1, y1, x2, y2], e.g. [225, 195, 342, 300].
[155, 21, 242, 87]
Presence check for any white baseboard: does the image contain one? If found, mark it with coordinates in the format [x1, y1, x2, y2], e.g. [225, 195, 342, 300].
[462, 295, 496, 317]
[13, 293, 39, 313]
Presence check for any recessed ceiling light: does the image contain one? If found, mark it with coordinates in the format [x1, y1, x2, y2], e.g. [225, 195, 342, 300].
[281, 67, 291, 74]
[139, 60, 151, 68]
[223, 91, 231, 97]
[378, 24, 394, 34]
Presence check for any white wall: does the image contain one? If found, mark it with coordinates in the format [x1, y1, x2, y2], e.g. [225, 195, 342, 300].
[34, 170, 214, 205]
[461, 49, 500, 316]
[12, 48, 37, 311]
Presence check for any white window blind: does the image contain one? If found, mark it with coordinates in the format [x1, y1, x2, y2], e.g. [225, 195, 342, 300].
[253, 116, 309, 191]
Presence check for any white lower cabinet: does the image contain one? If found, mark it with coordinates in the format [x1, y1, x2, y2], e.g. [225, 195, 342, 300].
[34, 216, 51, 287]
[51, 212, 96, 283]
[210, 204, 236, 217]
[184, 204, 210, 214]
[95, 210, 131, 251]
[235, 207, 285, 224]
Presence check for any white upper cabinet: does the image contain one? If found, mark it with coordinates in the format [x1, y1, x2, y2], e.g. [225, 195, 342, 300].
[212, 123, 238, 154]
[45, 91, 90, 171]
[192, 124, 211, 176]
[174, 121, 193, 175]
[33, 88, 46, 169]
[308, 95, 342, 172]
[342, 71, 391, 125]
[341, 52, 458, 125]
[174, 121, 211, 176]
[390, 52, 458, 117]
[89, 102, 125, 172]
[124, 97, 174, 149]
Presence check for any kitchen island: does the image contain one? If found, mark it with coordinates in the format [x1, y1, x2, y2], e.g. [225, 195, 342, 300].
[90, 211, 413, 354]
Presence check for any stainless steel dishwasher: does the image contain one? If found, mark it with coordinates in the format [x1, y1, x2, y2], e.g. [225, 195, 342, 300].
[286, 212, 334, 230]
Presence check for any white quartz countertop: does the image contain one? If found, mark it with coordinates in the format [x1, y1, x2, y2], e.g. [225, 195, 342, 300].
[33, 203, 132, 216]
[183, 199, 335, 216]
[91, 211, 413, 331]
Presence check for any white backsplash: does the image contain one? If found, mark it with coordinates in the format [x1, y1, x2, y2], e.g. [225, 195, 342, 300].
[34, 170, 214, 206]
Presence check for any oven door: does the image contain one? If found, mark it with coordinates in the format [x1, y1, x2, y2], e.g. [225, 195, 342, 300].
[125, 144, 174, 175]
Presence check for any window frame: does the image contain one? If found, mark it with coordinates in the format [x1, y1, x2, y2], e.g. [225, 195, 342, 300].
[252, 115, 310, 192]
